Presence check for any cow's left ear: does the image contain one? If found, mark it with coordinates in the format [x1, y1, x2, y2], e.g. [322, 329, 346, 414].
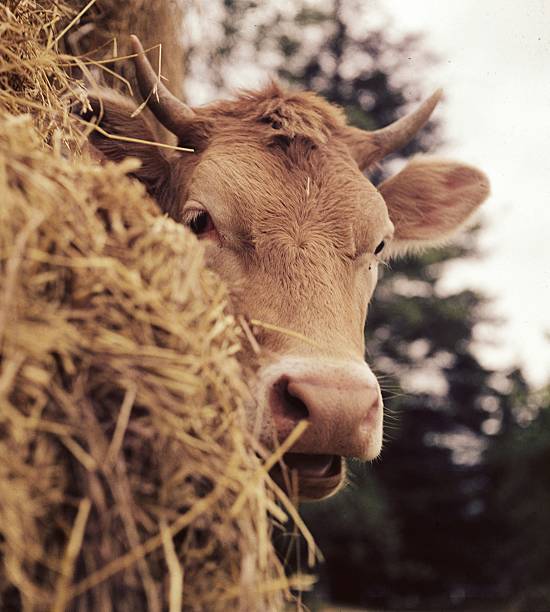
[77, 89, 171, 198]
[378, 156, 490, 256]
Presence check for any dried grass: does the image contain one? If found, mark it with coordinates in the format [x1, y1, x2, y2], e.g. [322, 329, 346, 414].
[0, 1, 85, 146]
[0, 1, 315, 610]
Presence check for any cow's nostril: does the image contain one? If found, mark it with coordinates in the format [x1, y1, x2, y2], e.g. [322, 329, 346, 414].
[273, 377, 309, 423]
[283, 384, 309, 421]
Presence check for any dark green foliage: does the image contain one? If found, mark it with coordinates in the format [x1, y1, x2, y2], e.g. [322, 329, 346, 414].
[485, 384, 550, 604]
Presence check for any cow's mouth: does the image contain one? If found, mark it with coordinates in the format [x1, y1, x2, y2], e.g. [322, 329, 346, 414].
[271, 453, 345, 500]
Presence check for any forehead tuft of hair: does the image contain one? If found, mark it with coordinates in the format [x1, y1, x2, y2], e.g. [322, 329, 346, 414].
[195, 81, 348, 146]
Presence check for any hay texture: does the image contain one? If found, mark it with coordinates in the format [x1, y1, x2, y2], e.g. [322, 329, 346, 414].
[0, 1, 313, 610]
[0, 1, 86, 146]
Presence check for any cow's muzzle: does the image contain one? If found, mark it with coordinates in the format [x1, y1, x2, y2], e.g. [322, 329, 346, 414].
[257, 358, 383, 500]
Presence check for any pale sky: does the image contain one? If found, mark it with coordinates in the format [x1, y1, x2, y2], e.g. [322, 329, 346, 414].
[378, 0, 550, 387]
[185, 0, 550, 387]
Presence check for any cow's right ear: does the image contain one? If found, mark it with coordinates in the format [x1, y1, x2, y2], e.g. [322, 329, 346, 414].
[77, 90, 170, 198]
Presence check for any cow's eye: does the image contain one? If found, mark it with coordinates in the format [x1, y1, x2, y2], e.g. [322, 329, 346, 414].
[374, 240, 385, 255]
[183, 210, 216, 237]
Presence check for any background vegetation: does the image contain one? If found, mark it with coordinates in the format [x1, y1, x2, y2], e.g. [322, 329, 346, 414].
[183, 1, 550, 610]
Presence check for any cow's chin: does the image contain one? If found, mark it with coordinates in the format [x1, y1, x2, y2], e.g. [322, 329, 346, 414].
[270, 454, 346, 501]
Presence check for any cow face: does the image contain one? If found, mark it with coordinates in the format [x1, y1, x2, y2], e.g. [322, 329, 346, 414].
[84, 37, 489, 499]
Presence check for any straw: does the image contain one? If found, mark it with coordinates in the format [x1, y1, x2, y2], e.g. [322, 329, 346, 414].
[0, 1, 316, 609]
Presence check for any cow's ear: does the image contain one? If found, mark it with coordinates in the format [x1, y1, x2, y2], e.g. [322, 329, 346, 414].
[378, 156, 490, 256]
[78, 90, 170, 198]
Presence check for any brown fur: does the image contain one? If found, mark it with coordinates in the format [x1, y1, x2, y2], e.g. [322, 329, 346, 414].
[84, 81, 489, 413]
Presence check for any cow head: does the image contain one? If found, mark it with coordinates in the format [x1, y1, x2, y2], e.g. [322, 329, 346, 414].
[83, 36, 489, 500]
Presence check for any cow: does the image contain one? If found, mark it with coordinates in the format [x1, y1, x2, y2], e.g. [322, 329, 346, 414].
[83, 35, 489, 500]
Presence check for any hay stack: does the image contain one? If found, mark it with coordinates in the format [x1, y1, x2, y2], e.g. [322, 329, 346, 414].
[0, 1, 314, 610]
[0, 1, 86, 145]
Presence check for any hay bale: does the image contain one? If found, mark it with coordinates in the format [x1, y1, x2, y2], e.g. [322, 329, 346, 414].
[0, 1, 85, 145]
[0, 112, 313, 610]
[0, 1, 315, 610]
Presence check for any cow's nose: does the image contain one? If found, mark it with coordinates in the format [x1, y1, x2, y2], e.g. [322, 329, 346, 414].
[267, 361, 383, 460]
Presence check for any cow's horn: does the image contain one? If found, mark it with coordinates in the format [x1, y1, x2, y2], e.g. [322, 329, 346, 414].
[346, 89, 443, 170]
[130, 35, 195, 136]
